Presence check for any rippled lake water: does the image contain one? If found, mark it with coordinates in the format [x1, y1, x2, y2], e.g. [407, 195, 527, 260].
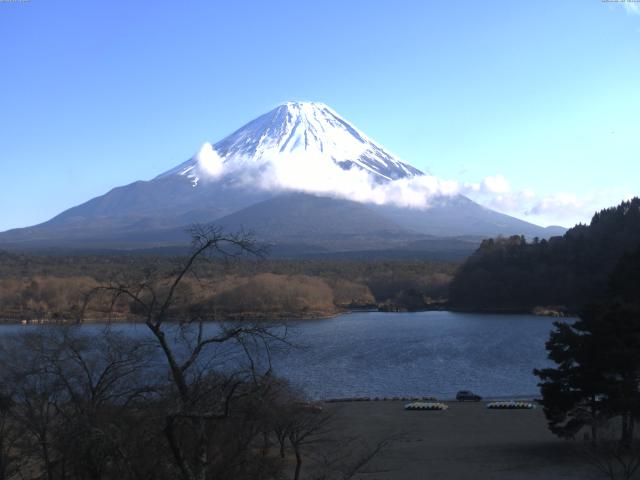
[1, 311, 567, 400]
[273, 311, 563, 400]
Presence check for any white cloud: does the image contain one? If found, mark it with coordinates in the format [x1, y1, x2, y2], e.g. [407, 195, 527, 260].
[240, 150, 460, 208]
[605, 0, 640, 15]
[190, 144, 632, 228]
[530, 190, 638, 226]
[193, 142, 225, 178]
[624, 2, 640, 15]
[460, 177, 631, 227]
[526, 193, 584, 218]
[481, 174, 511, 194]
[460, 175, 535, 214]
[192, 145, 461, 208]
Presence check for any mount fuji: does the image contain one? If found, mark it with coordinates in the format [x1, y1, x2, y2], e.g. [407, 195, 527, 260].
[0, 101, 565, 257]
[161, 101, 424, 185]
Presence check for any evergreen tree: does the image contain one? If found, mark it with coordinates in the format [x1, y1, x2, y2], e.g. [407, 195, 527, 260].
[609, 245, 640, 304]
[450, 197, 640, 311]
[535, 245, 640, 446]
[534, 315, 609, 442]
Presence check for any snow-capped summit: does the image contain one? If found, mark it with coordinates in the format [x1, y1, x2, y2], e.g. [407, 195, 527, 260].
[160, 101, 424, 184]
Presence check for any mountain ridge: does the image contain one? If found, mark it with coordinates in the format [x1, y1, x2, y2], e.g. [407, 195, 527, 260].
[0, 101, 566, 254]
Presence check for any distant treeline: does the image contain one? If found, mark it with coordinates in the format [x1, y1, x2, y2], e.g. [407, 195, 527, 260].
[0, 254, 457, 321]
[449, 198, 640, 312]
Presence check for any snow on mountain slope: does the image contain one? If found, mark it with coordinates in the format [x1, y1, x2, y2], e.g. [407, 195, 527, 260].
[159, 101, 424, 187]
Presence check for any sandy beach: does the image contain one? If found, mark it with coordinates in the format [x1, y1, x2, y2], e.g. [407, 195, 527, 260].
[324, 401, 598, 480]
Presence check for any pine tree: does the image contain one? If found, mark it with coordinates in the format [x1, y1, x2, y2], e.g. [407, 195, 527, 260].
[534, 316, 609, 443]
[535, 245, 640, 446]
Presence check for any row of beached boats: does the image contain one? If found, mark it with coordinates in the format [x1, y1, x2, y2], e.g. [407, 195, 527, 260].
[404, 400, 536, 411]
[323, 397, 536, 410]
[324, 396, 438, 403]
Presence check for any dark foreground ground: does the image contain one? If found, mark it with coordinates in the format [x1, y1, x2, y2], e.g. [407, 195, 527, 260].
[324, 401, 598, 480]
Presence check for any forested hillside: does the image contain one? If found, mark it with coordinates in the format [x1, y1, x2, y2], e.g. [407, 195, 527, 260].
[449, 198, 640, 312]
[0, 253, 456, 322]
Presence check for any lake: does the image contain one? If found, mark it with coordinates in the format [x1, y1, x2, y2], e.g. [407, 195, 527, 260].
[273, 311, 562, 400]
[1, 311, 565, 400]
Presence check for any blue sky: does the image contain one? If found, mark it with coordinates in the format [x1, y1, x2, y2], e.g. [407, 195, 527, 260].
[0, 0, 638, 230]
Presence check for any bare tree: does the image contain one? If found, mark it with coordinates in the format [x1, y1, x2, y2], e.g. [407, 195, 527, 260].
[581, 424, 640, 480]
[0, 225, 389, 480]
[311, 436, 395, 480]
[82, 225, 289, 480]
[0, 331, 66, 480]
[50, 329, 156, 480]
[0, 389, 21, 480]
[264, 385, 394, 480]
[0, 327, 158, 480]
[287, 404, 333, 480]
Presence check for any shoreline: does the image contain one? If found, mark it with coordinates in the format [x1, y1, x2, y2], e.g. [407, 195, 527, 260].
[0, 306, 572, 325]
[448, 305, 577, 317]
[322, 395, 540, 403]
[0, 310, 346, 325]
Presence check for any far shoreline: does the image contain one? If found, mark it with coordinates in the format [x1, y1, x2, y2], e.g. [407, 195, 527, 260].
[0, 306, 574, 325]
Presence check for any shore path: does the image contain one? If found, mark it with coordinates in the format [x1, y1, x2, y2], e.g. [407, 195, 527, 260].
[325, 401, 598, 480]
